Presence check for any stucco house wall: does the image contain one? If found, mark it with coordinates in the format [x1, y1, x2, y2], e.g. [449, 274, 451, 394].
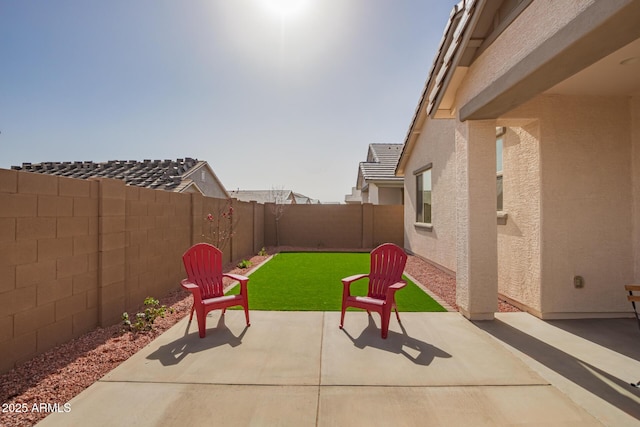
[495, 121, 542, 313]
[403, 118, 457, 272]
[451, 0, 637, 318]
[377, 185, 403, 205]
[537, 95, 632, 316]
[497, 95, 635, 316]
[398, 0, 639, 319]
[633, 96, 640, 283]
[367, 183, 403, 205]
[451, 0, 636, 317]
[366, 184, 378, 205]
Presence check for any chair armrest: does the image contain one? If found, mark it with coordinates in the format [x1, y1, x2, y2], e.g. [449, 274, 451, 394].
[224, 273, 249, 295]
[341, 274, 368, 298]
[224, 273, 249, 283]
[385, 281, 407, 302]
[388, 281, 407, 291]
[181, 279, 203, 301]
[341, 273, 368, 284]
[181, 279, 198, 291]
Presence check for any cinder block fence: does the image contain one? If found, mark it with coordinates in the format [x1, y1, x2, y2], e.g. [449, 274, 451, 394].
[0, 168, 402, 373]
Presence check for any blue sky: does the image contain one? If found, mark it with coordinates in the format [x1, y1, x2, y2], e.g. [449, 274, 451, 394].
[0, 0, 458, 202]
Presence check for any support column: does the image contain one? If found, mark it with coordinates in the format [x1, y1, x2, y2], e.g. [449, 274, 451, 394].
[455, 120, 498, 320]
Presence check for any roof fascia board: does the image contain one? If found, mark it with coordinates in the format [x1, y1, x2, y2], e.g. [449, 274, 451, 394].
[365, 179, 405, 188]
[396, 1, 467, 176]
[356, 164, 365, 189]
[460, 0, 640, 120]
[427, 0, 486, 118]
[181, 181, 205, 195]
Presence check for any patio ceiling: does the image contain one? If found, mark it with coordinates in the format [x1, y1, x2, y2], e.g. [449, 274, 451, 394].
[545, 37, 640, 97]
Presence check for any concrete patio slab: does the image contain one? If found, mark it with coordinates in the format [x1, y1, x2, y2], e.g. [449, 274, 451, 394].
[480, 313, 640, 427]
[104, 311, 324, 385]
[318, 385, 601, 426]
[322, 311, 544, 386]
[39, 382, 319, 427]
[36, 311, 639, 426]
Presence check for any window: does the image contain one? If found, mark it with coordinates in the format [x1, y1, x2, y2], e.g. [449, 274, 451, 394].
[496, 127, 505, 211]
[414, 164, 432, 224]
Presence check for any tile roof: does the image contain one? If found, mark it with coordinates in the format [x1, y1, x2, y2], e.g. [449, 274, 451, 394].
[359, 144, 404, 182]
[11, 157, 202, 191]
[230, 190, 320, 204]
[229, 190, 289, 204]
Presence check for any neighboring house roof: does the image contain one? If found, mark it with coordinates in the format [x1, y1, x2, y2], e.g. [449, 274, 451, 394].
[230, 190, 320, 204]
[357, 143, 404, 190]
[11, 157, 229, 197]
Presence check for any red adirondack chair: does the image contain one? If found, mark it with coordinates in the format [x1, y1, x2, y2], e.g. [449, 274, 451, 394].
[181, 243, 250, 338]
[339, 243, 408, 339]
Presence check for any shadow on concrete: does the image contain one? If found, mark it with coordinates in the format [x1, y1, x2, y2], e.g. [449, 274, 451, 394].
[341, 314, 451, 365]
[545, 318, 640, 362]
[475, 319, 640, 421]
[146, 315, 248, 366]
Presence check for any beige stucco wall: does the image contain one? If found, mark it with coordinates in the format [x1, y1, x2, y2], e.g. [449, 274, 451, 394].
[454, 119, 499, 318]
[500, 95, 635, 317]
[377, 186, 403, 205]
[403, 118, 457, 272]
[367, 184, 379, 204]
[441, 0, 637, 318]
[632, 96, 640, 282]
[368, 184, 403, 205]
[539, 95, 633, 316]
[495, 122, 542, 313]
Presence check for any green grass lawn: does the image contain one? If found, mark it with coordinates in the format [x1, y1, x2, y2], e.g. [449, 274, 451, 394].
[227, 252, 446, 312]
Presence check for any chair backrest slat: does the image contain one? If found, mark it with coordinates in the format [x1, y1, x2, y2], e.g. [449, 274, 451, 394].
[367, 243, 407, 300]
[182, 243, 224, 299]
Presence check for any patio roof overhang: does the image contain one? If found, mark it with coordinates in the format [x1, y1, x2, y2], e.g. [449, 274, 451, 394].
[396, 0, 640, 176]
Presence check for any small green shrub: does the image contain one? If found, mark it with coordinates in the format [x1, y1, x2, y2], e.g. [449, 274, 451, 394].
[258, 247, 267, 256]
[237, 259, 252, 269]
[122, 297, 174, 333]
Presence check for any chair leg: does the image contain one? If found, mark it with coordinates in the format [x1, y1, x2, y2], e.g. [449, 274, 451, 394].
[340, 305, 346, 329]
[188, 304, 195, 323]
[395, 306, 401, 324]
[243, 304, 250, 327]
[196, 307, 207, 338]
[381, 312, 390, 339]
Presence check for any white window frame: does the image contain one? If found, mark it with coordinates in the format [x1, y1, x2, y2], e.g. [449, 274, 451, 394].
[496, 127, 505, 212]
[414, 163, 432, 227]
